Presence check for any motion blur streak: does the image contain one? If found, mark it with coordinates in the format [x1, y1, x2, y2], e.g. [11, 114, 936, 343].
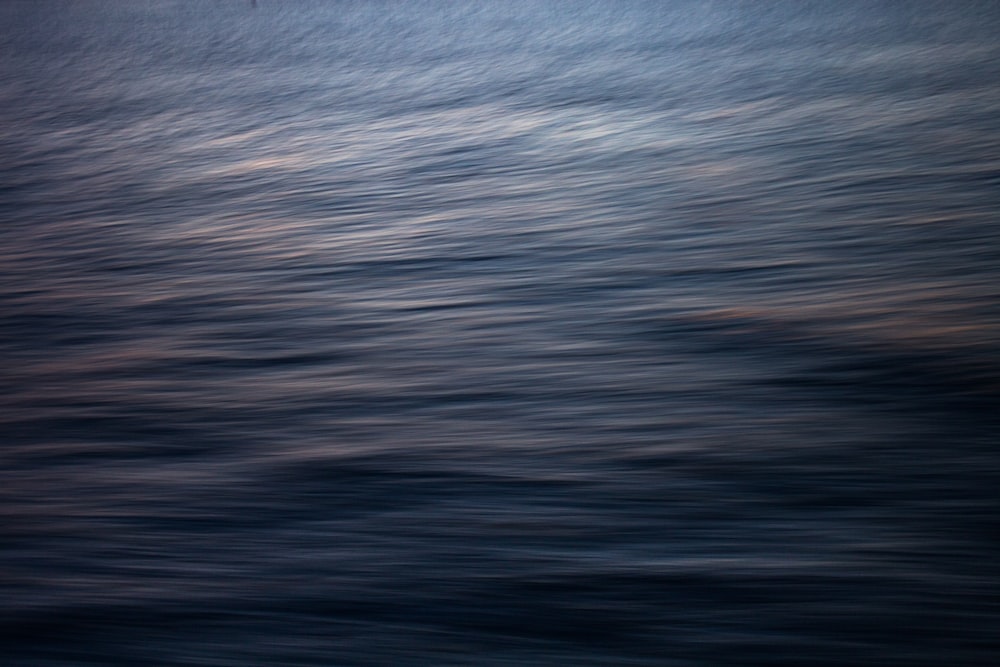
[2, 1, 999, 665]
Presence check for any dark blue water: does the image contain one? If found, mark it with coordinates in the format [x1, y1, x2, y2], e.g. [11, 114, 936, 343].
[2, 1, 999, 664]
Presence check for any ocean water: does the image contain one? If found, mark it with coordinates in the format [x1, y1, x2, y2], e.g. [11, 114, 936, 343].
[2, 1, 999, 664]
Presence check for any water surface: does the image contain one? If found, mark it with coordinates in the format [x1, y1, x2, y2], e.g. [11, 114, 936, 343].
[2, 1, 999, 665]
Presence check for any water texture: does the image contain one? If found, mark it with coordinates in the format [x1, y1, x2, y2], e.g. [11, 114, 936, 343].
[2, 1, 999, 664]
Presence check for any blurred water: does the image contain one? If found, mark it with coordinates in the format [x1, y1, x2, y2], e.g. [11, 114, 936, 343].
[2, 1, 999, 664]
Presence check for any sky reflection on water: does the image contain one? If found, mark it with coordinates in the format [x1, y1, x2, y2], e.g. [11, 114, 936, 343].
[1, 1, 999, 665]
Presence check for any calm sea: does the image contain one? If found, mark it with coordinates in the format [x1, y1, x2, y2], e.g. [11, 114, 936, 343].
[2, 1, 999, 664]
